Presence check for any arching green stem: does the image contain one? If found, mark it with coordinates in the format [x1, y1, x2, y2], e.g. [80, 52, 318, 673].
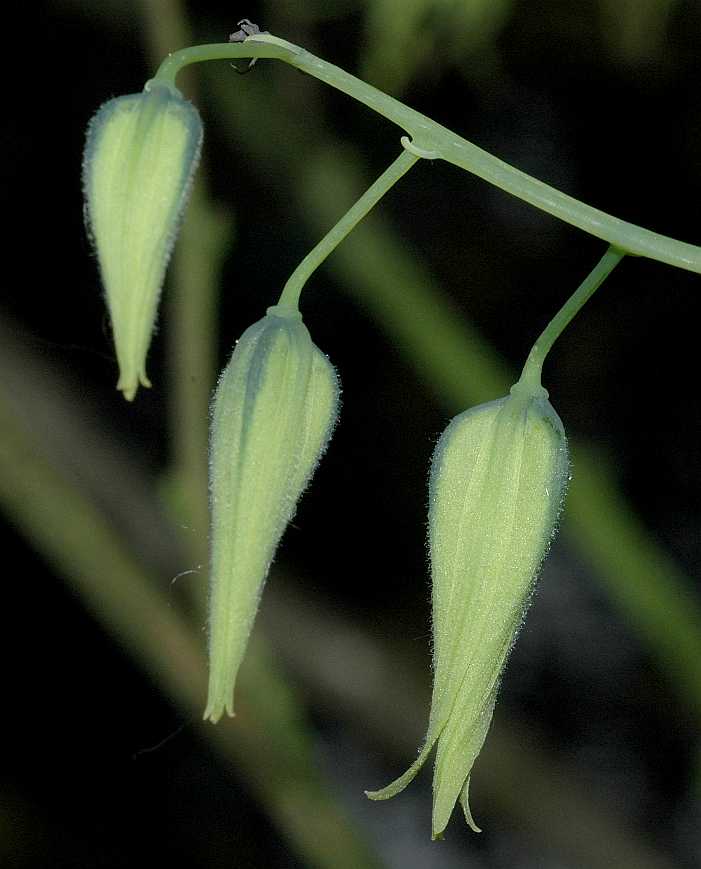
[277, 147, 420, 310]
[518, 246, 625, 391]
[153, 36, 701, 275]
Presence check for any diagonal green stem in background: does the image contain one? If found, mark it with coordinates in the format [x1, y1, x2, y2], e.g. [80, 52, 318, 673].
[165, 184, 231, 559]
[263, 584, 680, 869]
[0, 368, 385, 869]
[140, 0, 231, 569]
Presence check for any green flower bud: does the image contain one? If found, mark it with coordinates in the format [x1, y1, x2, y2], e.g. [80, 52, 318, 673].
[83, 80, 203, 400]
[205, 304, 340, 723]
[367, 378, 569, 838]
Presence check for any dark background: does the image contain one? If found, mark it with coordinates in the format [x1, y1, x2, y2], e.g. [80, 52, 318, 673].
[5, 1, 700, 866]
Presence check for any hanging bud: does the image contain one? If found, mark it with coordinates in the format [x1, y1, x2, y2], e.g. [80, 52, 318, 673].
[367, 377, 569, 838]
[83, 79, 203, 400]
[205, 304, 340, 723]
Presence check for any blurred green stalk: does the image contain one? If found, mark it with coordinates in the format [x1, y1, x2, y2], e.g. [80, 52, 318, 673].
[0, 340, 385, 869]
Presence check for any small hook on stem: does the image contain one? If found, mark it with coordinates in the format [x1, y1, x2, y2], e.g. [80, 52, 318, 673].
[401, 135, 439, 160]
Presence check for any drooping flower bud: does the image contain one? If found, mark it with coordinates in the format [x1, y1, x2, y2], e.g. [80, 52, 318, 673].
[205, 304, 340, 723]
[83, 79, 203, 400]
[367, 377, 569, 838]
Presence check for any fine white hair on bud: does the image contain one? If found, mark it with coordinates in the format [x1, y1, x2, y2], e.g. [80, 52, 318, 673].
[82, 79, 203, 400]
[367, 377, 569, 839]
[205, 304, 340, 723]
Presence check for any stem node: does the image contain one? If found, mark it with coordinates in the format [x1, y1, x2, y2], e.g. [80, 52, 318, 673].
[401, 135, 439, 160]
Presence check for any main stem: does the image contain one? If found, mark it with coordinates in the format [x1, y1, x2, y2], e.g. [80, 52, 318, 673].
[519, 246, 625, 390]
[153, 36, 701, 275]
[277, 149, 419, 310]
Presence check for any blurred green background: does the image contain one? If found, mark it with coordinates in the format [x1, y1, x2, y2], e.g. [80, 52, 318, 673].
[5, 1, 701, 866]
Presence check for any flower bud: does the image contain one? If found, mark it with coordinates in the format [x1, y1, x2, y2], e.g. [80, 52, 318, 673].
[83, 80, 203, 400]
[205, 305, 340, 723]
[367, 378, 569, 838]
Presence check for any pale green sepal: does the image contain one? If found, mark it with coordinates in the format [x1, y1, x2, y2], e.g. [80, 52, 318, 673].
[205, 305, 339, 723]
[459, 777, 480, 834]
[432, 684, 497, 837]
[365, 736, 436, 801]
[83, 80, 203, 400]
[367, 378, 568, 837]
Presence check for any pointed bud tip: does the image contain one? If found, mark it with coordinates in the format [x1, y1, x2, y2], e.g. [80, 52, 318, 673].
[117, 371, 152, 402]
[203, 700, 236, 724]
